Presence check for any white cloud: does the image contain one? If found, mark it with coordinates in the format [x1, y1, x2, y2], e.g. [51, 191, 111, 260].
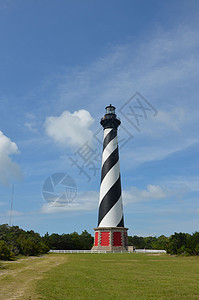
[45, 25, 199, 167]
[0, 131, 22, 186]
[146, 108, 186, 134]
[54, 27, 199, 108]
[121, 138, 197, 172]
[0, 210, 23, 217]
[24, 113, 38, 132]
[45, 109, 95, 148]
[24, 122, 37, 132]
[25, 113, 36, 120]
[40, 190, 98, 214]
[40, 185, 167, 214]
[163, 176, 199, 193]
[10, 210, 23, 216]
[123, 185, 166, 205]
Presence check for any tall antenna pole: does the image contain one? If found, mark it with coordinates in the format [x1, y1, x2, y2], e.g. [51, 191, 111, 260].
[9, 184, 14, 226]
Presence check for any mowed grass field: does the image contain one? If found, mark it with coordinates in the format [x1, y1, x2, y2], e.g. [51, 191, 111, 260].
[0, 253, 199, 299]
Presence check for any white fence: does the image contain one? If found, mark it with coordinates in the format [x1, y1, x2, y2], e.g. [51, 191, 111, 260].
[134, 249, 166, 254]
[49, 249, 166, 254]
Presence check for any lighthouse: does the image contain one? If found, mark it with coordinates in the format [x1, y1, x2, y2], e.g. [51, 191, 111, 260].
[92, 105, 128, 251]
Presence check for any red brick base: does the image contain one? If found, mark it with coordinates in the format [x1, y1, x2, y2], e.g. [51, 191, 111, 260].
[91, 227, 128, 251]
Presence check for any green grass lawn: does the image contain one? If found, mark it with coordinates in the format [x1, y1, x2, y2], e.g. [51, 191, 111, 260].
[0, 253, 199, 299]
[35, 253, 199, 300]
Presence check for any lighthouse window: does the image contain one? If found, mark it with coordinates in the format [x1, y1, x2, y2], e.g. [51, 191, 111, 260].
[106, 106, 115, 114]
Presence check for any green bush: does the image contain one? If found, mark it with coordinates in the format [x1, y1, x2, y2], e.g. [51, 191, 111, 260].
[37, 242, 50, 254]
[0, 224, 49, 259]
[0, 240, 14, 260]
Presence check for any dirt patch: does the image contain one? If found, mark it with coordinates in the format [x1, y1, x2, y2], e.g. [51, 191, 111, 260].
[0, 254, 67, 299]
[100, 259, 139, 262]
[147, 254, 162, 256]
[114, 262, 142, 266]
[148, 259, 177, 262]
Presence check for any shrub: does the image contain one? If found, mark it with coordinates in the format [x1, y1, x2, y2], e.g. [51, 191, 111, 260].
[0, 240, 14, 260]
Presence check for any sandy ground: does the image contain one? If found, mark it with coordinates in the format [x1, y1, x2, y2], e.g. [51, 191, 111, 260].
[0, 255, 66, 300]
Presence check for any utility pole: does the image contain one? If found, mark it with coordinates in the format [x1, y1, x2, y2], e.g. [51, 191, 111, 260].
[9, 184, 14, 226]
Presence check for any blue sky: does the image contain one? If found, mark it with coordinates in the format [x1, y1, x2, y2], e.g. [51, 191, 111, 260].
[0, 0, 199, 237]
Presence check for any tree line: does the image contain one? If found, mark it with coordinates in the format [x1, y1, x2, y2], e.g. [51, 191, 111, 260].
[1, 224, 199, 260]
[128, 232, 199, 255]
[43, 230, 94, 250]
[0, 224, 49, 260]
[0, 224, 94, 260]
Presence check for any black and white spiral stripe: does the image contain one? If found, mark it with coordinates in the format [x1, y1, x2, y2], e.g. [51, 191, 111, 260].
[98, 128, 124, 227]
